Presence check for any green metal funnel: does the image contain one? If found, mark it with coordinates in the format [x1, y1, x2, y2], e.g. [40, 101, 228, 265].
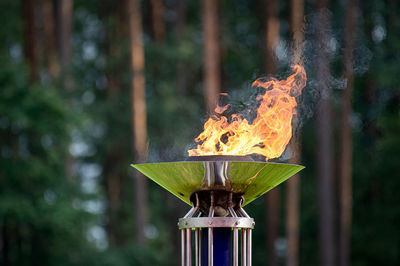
[131, 159, 304, 206]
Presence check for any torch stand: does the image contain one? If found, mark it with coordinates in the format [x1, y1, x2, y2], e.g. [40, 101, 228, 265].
[179, 190, 253, 266]
[132, 156, 304, 266]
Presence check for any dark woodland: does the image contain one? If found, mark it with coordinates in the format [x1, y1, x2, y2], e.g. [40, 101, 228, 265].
[0, 0, 399, 265]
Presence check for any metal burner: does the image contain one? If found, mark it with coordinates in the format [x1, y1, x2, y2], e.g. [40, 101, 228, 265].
[132, 156, 304, 266]
[131, 158, 303, 206]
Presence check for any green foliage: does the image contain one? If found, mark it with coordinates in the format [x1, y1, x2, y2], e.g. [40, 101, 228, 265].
[0, 58, 101, 265]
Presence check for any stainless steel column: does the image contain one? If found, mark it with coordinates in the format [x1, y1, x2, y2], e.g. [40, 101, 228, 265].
[233, 228, 239, 266]
[247, 228, 252, 266]
[195, 228, 201, 266]
[186, 228, 192, 265]
[181, 229, 186, 266]
[208, 227, 213, 266]
[242, 229, 247, 266]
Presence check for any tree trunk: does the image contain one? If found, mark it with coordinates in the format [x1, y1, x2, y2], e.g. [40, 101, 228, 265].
[265, 188, 280, 266]
[150, 0, 166, 43]
[175, 0, 188, 95]
[169, 0, 189, 263]
[22, 0, 38, 83]
[203, 0, 221, 113]
[42, 0, 59, 79]
[339, 1, 358, 266]
[175, 0, 186, 38]
[286, 137, 300, 266]
[99, 0, 129, 247]
[264, 1, 280, 266]
[103, 149, 122, 246]
[265, 0, 279, 74]
[315, 1, 336, 266]
[289, 0, 305, 65]
[57, 0, 73, 90]
[128, 0, 148, 245]
[286, 1, 304, 266]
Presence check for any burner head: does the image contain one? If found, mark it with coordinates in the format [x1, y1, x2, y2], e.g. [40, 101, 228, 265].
[187, 155, 254, 162]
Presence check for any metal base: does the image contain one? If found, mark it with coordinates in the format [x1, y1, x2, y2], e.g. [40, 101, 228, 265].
[179, 190, 254, 266]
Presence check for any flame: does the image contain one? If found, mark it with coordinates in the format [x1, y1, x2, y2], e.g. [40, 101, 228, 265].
[188, 65, 307, 161]
[214, 104, 230, 114]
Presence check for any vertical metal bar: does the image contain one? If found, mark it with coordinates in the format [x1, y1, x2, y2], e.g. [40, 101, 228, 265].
[181, 229, 186, 266]
[208, 191, 214, 266]
[247, 229, 252, 266]
[186, 228, 192, 266]
[195, 228, 200, 266]
[208, 227, 213, 266]
[199, 228, 201, 266]
[233, 228, 239, 266]
[242, 229, 247, 266]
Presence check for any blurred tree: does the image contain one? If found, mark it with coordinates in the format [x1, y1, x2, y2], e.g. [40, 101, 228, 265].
[338, 1, 358, 266]
[286, 1, 305, 266]
[203, 0, 221, 113]
[0, 55, 98, 266]
[150, 0, 166, 43]
[57, 0, 73, 90]
[128, 0, 148, 245]
[100, 0, 129, 247]
[41, 0, 60, 79]
[22, 0, 38, 82]
[263, 1, 280, 266]
[264, 0, 279, 74]
[175, 0, 188, 95]
[314, 1, 336, 266]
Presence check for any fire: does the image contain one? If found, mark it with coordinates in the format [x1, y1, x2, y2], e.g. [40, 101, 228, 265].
[188, 65, 307, 161]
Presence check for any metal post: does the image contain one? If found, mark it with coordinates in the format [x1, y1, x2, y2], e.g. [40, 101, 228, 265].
[186, 228, 192, 266]
[242, 229, 247, 266]
[233, 228, 239, 266]
[247, 228, 252, 266]
[208, 192, 215, 266]
[195, 228, 200, 266]
[182, 229, 186, 266]
[208, 227, 213, 266]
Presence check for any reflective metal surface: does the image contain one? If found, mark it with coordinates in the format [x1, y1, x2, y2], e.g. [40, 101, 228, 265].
[247, 229, 252, 266]
[179, 217, 254, 229]
[233, 228, 239, 266]
[186, 228, 191, 265]
[195, 228, 200, 266]
[242, 229, 247, 266]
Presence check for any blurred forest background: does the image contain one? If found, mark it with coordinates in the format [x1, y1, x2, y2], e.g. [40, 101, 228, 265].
[0, 0, 399, 265]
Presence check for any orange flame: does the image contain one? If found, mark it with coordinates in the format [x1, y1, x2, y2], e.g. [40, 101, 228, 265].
[214, 104, 230, 114]
[188, 65, 307, 161]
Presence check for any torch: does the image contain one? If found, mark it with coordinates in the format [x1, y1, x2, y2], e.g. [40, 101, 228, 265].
[132, 155, 303, 265]
[132, 65, 306, 266]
